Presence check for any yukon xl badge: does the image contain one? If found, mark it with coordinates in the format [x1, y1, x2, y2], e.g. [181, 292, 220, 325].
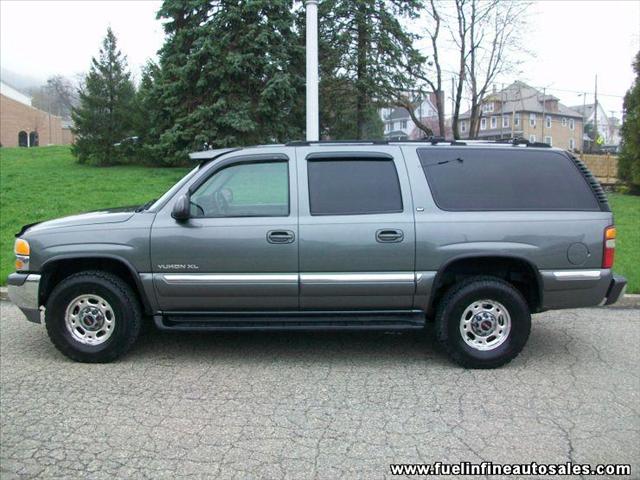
[157, 264, 200, 270]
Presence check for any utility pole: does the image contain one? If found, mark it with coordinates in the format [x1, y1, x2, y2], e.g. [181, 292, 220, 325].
[593, 74, 598, 151]
[500, 83, 504, 139]
[305, 0, 319, 141]
[541, 87, 546, 141]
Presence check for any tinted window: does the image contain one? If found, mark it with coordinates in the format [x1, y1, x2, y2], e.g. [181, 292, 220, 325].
[307, 158, 403, 215]
[190, 161, 289, 217]
[418, 148, 600, 211]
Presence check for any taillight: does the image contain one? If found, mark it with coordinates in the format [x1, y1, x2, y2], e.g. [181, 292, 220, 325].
[603, 226, 616, 269]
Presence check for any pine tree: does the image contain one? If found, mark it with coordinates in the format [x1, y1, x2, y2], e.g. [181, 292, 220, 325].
[71, 28, 136, 166]
[318, 0, 424, 139]
[146, 0, 305, 166]
[619, 51, 640, 193]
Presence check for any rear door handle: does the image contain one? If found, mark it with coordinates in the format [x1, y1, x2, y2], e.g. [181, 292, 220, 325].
[267, 230, 295, 244]
[376, 229, 404, 243]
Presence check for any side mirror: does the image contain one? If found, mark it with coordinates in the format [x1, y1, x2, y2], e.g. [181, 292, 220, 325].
[171, 194, 191, 221]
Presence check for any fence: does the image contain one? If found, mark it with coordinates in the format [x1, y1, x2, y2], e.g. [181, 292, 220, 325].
[580, 154, 619, 185]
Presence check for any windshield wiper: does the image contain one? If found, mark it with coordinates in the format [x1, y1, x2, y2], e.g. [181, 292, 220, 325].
[136, 199, 157, 212]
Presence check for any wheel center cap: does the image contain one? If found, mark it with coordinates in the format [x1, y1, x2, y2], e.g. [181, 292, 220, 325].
[79, 307, 104, 330]
[471, 312, 497, 336]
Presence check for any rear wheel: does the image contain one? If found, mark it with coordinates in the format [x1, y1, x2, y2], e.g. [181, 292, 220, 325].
[45, 271, 142, 363]
[435, 276, 531, 368]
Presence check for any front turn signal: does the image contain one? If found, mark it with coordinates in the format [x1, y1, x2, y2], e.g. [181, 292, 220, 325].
[14, 239, 30, 256]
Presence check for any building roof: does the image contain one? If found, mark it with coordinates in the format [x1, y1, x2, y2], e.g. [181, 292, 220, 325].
[0, 81, 32, 106]
[460, 81, 582, 119]
[569, 103, 595, 118]
[383, 95, 437, 121]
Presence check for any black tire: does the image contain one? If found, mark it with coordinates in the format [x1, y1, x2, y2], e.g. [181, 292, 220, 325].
[45, 271, 142, 363]
[435, 276, 531, 369]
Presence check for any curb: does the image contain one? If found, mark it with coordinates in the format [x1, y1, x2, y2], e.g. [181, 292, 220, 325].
[1, 287, 639, 307]
[610, 293, 640, 308]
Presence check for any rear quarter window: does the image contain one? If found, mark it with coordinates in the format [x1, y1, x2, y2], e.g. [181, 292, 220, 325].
[417, 148, 601, 211]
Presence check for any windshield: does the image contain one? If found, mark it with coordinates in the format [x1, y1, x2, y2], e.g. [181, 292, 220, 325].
[148, 166, 200, 212]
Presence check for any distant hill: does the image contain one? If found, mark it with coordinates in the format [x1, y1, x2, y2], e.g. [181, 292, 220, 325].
[0, 68, 44, 94]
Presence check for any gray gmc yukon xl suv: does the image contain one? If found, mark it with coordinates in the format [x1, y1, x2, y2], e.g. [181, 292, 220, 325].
[8, 140, 627, 368]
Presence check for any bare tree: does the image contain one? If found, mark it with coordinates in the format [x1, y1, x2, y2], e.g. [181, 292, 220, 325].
[392, 0, 445, 138]
[451, 0, 471, 139]
[464, 0, 528, 138]
[30, 75, 79, 119]
[445, 0, 528, 138]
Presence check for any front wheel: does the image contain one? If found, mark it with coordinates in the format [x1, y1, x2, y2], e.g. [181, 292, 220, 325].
[45, 271, 142, 363]
[435, 276, 531, 369]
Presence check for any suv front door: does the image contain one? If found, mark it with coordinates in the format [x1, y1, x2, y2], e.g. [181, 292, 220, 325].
[296, 146, 416, 310]
[150, 151, 298, 311]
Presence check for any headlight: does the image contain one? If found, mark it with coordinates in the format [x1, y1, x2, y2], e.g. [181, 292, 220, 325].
[14, 239, 30, 271]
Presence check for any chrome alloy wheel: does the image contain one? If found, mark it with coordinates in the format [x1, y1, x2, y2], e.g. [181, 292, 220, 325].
[459, 299, 511, 351]
[64, 294, 115, 345]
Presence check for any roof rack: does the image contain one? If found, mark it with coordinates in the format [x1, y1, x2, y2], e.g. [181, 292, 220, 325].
[493, 137, 552, 148]
[285, 137, 467, 147]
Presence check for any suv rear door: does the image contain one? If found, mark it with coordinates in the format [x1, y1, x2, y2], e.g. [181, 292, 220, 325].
[295, 146, 416, 310]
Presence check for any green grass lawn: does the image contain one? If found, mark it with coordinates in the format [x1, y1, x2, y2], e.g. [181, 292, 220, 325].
[0, 146, 188, 283]
[608, 193, 640, 294]
[1, 146, 639, 293]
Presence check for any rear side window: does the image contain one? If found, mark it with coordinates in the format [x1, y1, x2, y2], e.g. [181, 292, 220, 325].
[417, 148, 601, 211]
[307, 158, 403, 215]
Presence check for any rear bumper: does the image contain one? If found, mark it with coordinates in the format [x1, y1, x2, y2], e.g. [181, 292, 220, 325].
[603, 274, 627, 306]
[539, 269, 627, 310]
[7, 273, 42, 323]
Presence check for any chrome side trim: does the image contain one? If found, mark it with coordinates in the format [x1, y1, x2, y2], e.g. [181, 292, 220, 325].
[162, 274, 298, 284]
[549, 270, 602, 281]
[301, 273, 415, 283]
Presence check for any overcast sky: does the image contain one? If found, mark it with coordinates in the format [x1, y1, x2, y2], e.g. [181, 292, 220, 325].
[1, 0, 638, 117]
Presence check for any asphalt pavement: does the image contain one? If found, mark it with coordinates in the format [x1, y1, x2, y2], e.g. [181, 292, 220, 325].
[1, 301, 638, 479]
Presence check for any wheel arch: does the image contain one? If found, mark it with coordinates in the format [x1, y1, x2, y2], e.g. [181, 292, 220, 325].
[428, 254, 543, 316]
[39, 254, 153, 315]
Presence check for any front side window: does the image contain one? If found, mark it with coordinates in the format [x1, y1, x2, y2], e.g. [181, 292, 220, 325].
[569, 118, 575, 130]
[491, 116, 497, 129]
[461, 121, 467, 132]
[417, 148, 600, 211]
[544, 136, 553, 146]
[562, 117, 567, 127]
[529, 113, 537, 127]
[529, 134, 536, 143]
[546, 116, 552, 128]
[480, 118, 487, 130]
[190, 161, 289, 217]
[514, 114, 521, 127]
[503, 116, 510, 128]
[569, 138, 575, 149]
[307, 158, 403, 215]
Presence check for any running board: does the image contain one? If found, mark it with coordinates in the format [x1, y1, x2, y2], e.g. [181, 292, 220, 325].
[154, 310, 426, 332]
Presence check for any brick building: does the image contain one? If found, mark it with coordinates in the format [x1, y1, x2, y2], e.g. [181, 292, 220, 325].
[0, 81, 74, 148]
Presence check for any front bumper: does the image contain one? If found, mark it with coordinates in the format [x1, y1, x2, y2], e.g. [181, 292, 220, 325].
[7, 273, 42, 323]
[603, 274, 627, 306]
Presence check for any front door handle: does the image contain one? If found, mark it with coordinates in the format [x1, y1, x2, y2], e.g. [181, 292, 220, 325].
[267, 230, 295, 244]
[376, 229, 404, 243]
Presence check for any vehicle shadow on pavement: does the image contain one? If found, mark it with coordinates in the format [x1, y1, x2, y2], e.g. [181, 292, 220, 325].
[129, 322, 454, 366]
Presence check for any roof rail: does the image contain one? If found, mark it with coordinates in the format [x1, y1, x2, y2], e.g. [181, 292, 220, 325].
[285, 137, 467, 147]
[493, 137, 551, 148]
